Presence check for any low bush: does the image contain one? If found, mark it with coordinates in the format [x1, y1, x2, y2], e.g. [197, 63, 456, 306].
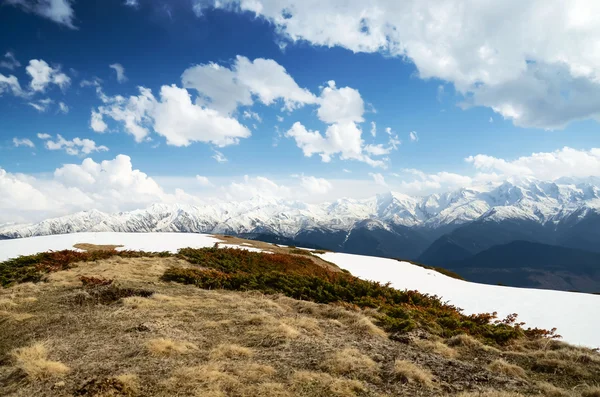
[163, 248, 557, 345]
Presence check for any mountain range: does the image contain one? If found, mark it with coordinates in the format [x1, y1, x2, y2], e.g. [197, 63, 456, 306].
[2, 177, 600, 292]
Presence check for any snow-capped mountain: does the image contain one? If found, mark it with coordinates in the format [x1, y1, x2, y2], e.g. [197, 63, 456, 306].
[1, 178, 599, 241]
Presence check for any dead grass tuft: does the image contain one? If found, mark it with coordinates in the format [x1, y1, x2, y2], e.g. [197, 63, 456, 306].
[0, 298, 17, 309]
[393, 359, 434, 387]
[535, 381, 569, 397]
[209, 343, 254, 360]
[457, 392, 526, 397]
[145, 338, 198, 356]
[582, 387, 600, 397]
[447, 334, 501, 354]
[291, 370, 366, 397]
[413, 338, 457, 359]
[165, 363, 240, 395]
[11, 342, 70, 380]
[487, 359, 527, 379]
[231, 363, 276, 382]
[321, 348, 378, 380]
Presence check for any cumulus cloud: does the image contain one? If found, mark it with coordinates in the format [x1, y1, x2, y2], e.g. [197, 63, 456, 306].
[181, 55, 317, 114]
[196, 175, 213, 187]
[92, 85, 251, 146]
[243, 110, 261, 122]
[109, 63, 127, 83]
[38, 134, 109, 156]
[13, 137, 35, 148]
[124, 0, 138, 7]
[300, 175, 332, 195]
[26, 59, 70, 92]
[197, 0, 600, 129]
[284, 81, 397, 167]
[0, 155, 189, 223]
[317, 80, 364, 124]
[6, 0, 76, 28]
[225, 175, 291, 201]
[370, 121, 376, 137]
[0, 73, 24, 97]
[465, 147, 600, 180]
[285, 121, 386, 167]
[0, 52, 21, 70]
[409, 131, 418, 142]
[369, 172, 387, 187]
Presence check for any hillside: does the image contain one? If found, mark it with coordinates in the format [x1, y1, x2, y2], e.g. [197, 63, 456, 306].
[446, 241, 600, 293]
[1, 235, 599, 396]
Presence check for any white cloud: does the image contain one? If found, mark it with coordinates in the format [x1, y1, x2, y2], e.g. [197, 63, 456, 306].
[466, 147, 600, 181]
[93, 85, 251, 146]
[285, 121, 386, 167]
[212, 149, 228, 163]
[39, 134, 109, 156]
[369, 172, 387, 187]
[28, 98, 53, 112]
[225, 175, 291, 201]
[489, 117, 494, 123]
[343, 168, 352, 173]
[243, 110, 262, 122]
[276, 115, 284, 122]
[109, 63, 127, 83]
[26, 59, 70, 92]
[0, 52, 21, 70]
[196, 175, 213, 187]
[124, 0, 138, 6]
[181, 55, 317, 115]
[370, 121, 376, 137]
[90, 110, 108, 133]
[317, 80, 364, 124]
[13, 137, 35, 148]
[0, 73, 24, 97]
[409, 131, 418, 142]
[58, 102, 69, 114]
[6, 0, 76, 28]
[300, 175, 332, 195]
[201, 0, 600, 130]
[437, 85, 445, 102]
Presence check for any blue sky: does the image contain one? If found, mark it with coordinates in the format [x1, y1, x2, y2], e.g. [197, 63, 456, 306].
[1, 0, 600, 223]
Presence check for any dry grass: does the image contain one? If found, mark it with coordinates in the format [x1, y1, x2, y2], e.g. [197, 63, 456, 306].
[487, 359, 527, 379]
[145, 338, 198, 356]
[321, 348, 379, 380]
[0, 310, 34, 322]
[291, 370, 366, 397]
[11, 342, 70, 380]
[582, 387, 600, 397]
[0, 298, 18, 309]
[393, 359, 434, 387]
[457, 392, 525, 397]
[209, 343, 254, 360]
[447, 334, 501, 354]
[73, 243, 124, 252]
[535, 381, 569, 397]
[414, 338, 458, 359]
[2, 246, 599, 397]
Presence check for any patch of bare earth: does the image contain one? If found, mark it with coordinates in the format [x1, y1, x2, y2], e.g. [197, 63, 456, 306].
[0, 247, 599, 396]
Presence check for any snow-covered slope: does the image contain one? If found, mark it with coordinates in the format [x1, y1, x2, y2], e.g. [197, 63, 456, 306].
[1, 178, 599, 239]
[318, 252, 600, 349]
[0, 232, 597, 348]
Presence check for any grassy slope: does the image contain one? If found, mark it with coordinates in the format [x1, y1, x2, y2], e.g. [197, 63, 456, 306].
[0, 241, 599, 396]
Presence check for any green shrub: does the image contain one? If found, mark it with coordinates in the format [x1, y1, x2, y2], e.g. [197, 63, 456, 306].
[165, 248, 556, 345]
